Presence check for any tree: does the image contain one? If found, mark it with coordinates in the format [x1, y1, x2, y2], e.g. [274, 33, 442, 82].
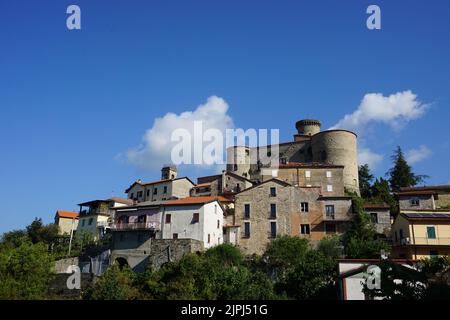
[26, 218, 59, 245]
[345, 194, 390, 258]
[262, 236, 310, 281]
[359, 164, 374, 199]
[0, 229, 29, 250]
[317, 235, 343, 259]
[84, 265, 139, 300]
[281, 250, 337, 299]
[387, 146, 428, 192]
[0, 242, 53, 299]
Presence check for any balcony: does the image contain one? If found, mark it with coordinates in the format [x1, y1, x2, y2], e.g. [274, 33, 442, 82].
[111, 221, 160, 231]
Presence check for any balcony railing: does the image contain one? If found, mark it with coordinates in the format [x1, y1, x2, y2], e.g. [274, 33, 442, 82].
[405, 237, 450, 246]
[111, 221, 160, 231]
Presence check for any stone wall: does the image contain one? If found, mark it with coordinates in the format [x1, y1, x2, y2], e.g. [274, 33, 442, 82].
[399, 195, 434, 210]
[235, 180, 293, 255]
[110, 238, 204, 272]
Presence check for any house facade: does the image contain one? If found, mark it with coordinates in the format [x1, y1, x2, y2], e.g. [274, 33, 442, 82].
[54, 210, 79, 236]
[126, 173, 194, 203]
[234, 179, 352, 255]
[392, 185, 450, 259]
[160, 197, 225, 249]
[363, 204, 391, 236]
[77, 197, 133, 241]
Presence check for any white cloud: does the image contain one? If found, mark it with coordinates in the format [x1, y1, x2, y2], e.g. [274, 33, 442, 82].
[405, 145, 432, 165]
[358, 148, 384, 169]
[124, 96, 234, 171]
[331, 90, 429, 134]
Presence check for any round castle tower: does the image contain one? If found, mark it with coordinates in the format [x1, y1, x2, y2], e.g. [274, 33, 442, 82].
[296, 119, 322, 136]
[310, 129, 359, 194]
[226, 146, 251, 178]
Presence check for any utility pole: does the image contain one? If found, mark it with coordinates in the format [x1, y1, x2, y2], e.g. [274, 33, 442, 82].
[68, 218, 75, 257]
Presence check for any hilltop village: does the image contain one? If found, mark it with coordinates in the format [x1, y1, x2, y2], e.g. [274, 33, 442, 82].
[50, 119, 450, 299]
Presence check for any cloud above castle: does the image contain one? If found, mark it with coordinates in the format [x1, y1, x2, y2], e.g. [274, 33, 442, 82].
[332, 90, 431, 169]
[122, 96, 234, 171]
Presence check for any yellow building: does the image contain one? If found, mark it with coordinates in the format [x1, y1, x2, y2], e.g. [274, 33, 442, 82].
[392, 212, 450, 259]
[54, 210, 79, 235]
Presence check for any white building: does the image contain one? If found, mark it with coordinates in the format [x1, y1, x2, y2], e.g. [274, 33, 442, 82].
[160, 196, 225, 249]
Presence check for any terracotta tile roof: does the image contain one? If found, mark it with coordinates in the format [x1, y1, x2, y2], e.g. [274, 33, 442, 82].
[56, 210, 79, 219]
[163, 196, 231, 206]
[194, 182, 212, 188]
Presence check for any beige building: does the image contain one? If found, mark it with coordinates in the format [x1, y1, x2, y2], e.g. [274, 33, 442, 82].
[126, 166, 194, 203]
[191, 171, 254, 197]
[392, 185, 450, 259]
[260, 162, 346, 197]
[392, 213, 450, 259]
[77, 197, 133, 241]
[54, 210, 79, 235]
[233, 178, 352, 255]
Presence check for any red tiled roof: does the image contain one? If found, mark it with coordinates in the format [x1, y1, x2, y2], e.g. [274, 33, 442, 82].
[194, 182, 212, 188]
[163, 196, 231, 206]
[56, 210, 79, 219]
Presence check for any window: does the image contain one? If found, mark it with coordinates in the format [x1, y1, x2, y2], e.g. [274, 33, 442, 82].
[165, 214, 172, 223]
[270, 204, 277, 219]
[234, 164, 238, 171]
[173, 233, 178, 239]
[217, 220, 220, 229]
[427, 226, 436, 239]
[270, 222, 277, 238]
[153, 188, 158, 195]
[137, 191, 143, 198]
[326, 205, 335, 216]
[410, 197, 420, 206]
[327, 185, 333, 192]
[325, 223, 336, 234]
[236, 183, 241, 192]
[208, 234, 211, 244]
[130, 193, 134, 199]
[138, 215, 146, 223]
[300, 224, 310, 235]
[192, 213, 199, 223]
[370, 212, 378, 224]
[270, 187, 277, 197]
[146, 190, 150, 197]
[305, 170, 311, 178]
[394, 231, 398, 242]
[244, 204, 251, 219]
[301, 202, 309, 212]
[399, 229, 404, 239]
[326, 171, 332, 178]
[244, 222, 250, 238]
[280, 157, 287, 164]
[88, 218, 93, 225]
[163, 186, 168, 194]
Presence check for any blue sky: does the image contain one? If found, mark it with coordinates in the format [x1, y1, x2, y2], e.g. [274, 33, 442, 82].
[0, 0, 449, 233]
